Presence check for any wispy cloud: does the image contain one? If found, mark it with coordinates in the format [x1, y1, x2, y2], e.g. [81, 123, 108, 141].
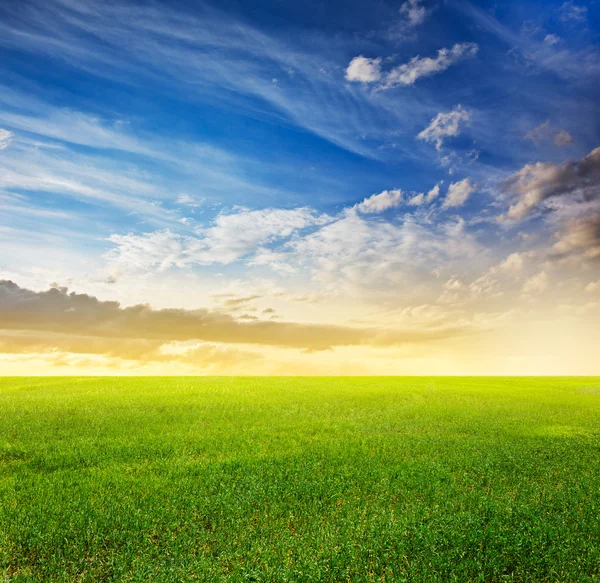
[0, 128, 13, 149]
[560, 2, 588, 23]
[524, 120, 573, 147]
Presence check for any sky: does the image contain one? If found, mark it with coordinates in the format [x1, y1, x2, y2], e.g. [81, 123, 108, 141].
[0, 0, 599, 375]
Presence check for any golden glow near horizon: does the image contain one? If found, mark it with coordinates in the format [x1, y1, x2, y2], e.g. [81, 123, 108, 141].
[1, 270, 599, 375]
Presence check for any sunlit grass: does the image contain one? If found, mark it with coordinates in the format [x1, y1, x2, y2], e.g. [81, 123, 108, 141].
[1, 377, 599, 582]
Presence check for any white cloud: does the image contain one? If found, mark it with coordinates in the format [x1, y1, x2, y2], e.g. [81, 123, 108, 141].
[498, 252, 526, 273]
[177, 193, 204, 207]
[522, 271, 549, 294]
[346, 43, 478, 89]
[443, 178, 475, 208]
[399, 0, 430, 28]
[560, 2, 588, 22]
[417, 105, 470, 151]
[385, 43, 478, 88]
[0, 129, 13, 150]
[356, 189, 403, 213]
[345, 56, 382, 83]
[287, 211, 480, 291]
[408, 184, 441, 206]
[107, 207, 332, 269]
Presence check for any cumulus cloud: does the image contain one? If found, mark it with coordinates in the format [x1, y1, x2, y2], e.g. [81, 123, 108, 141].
[356, 189, 403, 213]
[345, 56, 382, 83]
[0, 129, 14, 150]
[108, 207, 332, 270]
[417, 105, 470, 151]
[443, 178, 475, 208]
[0, 280, 470, 357]
[385, 43, 478, 88]
[552, 213, 600, 260]
[501, 146, 600, 220]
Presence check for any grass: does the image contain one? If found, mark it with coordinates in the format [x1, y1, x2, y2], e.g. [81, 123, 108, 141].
[0, 376, 599, 582]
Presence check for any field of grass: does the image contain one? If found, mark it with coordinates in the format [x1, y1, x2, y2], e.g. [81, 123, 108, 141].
[0, 377, 599, 582]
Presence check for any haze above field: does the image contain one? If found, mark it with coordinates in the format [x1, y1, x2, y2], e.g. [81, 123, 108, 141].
[0, 0, 599, 374]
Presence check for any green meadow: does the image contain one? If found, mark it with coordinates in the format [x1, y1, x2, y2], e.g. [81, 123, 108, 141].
[1, 377, 599, 582]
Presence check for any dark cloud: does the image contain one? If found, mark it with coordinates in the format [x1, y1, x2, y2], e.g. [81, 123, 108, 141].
[0, 281, 471, 358]
[221, 295, 261, 309]
[553, 213, 600, 260]
[501, 146, 600, 219]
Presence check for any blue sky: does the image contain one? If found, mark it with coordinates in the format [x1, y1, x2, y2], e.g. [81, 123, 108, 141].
[0, 0, 599, 374]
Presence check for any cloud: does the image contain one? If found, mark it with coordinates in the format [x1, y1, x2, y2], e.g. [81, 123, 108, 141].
[107, 207, 332, 269]
[501, 147, 600, 220]
[0, 128, 13, 150]
[417, 105, 470, 151]
[560, 2, 588, 22]
[544, 34, 560, 46]
[0, 1, 424, 160]
[384, 43, 478, 88]
[355, 189, 403, 214]
[345, 44, 478, 89]
[585, 281, 600, 293]
[177, 193, 204, 207]
[221, 295, 261, 310]
[524, 120, 573, 147]
[552, 213, 600, 260]
[399, 0, 430, 28]
[498, 252, 526, 273]
[408, 184, 441, 206]
[522, 271, 549, 294]
[524, 120, 552, 145]
[345, 56, 382, 82]
[553, 130, 574, 147]
[0, 280, 471, 355]
[443, 178, 475, 208]
[287, 211, 481, 292]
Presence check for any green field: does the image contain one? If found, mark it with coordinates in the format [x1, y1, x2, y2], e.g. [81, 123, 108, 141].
[1, 377, 599, 582]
